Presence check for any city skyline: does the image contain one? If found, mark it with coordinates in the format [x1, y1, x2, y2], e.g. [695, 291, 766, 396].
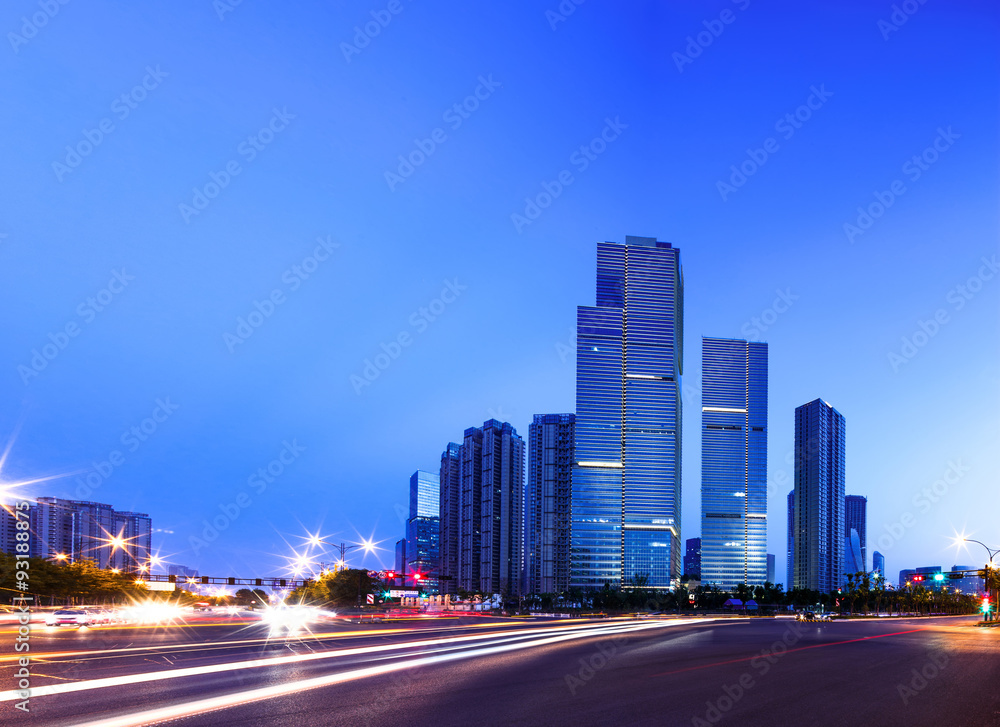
[1, 3, 996, 583]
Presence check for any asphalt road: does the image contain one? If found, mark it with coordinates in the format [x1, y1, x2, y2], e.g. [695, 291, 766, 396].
[1, 614, 997, 726]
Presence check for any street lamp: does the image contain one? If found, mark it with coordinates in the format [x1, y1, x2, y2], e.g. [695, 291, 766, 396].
[953, 536, 999, 622]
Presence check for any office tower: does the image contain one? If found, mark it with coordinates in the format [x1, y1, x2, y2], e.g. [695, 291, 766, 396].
[843, 495, 867, 578]
[898, 569, 917, 587]
[766, 554, 775, 584]
[438, 442, 461, 594]
[458, 427, 483, 592]
[33, 498, 77, 561]
[524, 414, 575, 595]
[793, 399, 845, 593]
[786, 490, 794, 589]
[872, 550, 885, 579]
[683, 537, 701, 579]
[406, 470, 440, 591]
[479, 420, 525, 595]
[700, 337, 768, 590]
[572, 236, 684, 590]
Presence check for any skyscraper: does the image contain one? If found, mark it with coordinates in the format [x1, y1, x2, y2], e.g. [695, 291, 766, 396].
[766, 554, 775, 585]
[792, 399, 846, 593]
[438, 442, 461, 594]
[479, 420, 525, 595]
[458, 427, 483, 592]
[700, 337, 768, 590]
[786, 490, 794, 589]
[683, 537, 701, 579]
[406, 470, 440, 591]
[843, 494, 867, 578]
[873, 550, 885, 579]
[524, 413, 575, 595]
[27, 497, 151, 571]
[572, 236, 683, 590]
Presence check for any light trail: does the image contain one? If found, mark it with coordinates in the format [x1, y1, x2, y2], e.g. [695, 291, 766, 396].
[0, 616, 636, 664]
[0, 618, 710, 706]
[66, 619, 708, 727]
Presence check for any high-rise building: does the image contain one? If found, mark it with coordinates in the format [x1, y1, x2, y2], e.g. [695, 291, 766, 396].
[395, 538, 407, 576]
[438, 442, 461, 594]
[524, 414, 575, 595]
[872, 550, 885, 580]
[571, 236, 684, 590]
[700, 337, 768, 590]
[0, 505, 24, 556]
[406, 470, 440, 592]
[683, 537, 701, 579]
[479, 420, 525, 595]
[26, 498, 150, 571]
[112, 510, 152, 571]
[767, 554, 775, 584]
[786, 490, 794, 589]
[843, 494, 867, 578]
[32, 498, 76, 561]
[458, 427, 483, 592]
[792, 399, 846, 593]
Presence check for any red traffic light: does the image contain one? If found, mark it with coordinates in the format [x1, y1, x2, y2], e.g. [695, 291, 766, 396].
[386, 571, 395, 578]
[913, 575, 923, 581]
[413, 573, 423, 580]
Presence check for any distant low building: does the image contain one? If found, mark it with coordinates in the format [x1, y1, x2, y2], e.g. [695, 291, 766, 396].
[168, 564, 198, 578]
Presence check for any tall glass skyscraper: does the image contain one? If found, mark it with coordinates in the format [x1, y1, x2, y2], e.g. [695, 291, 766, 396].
[844, 494, 867, 577]
[872, 550, 885, 579]
[406, 470, 440, 592]
[792, 398, 846, 593]
[525, 413, 575, 595]
[700, 337, 768, 590]
[571, 236, 683, 590]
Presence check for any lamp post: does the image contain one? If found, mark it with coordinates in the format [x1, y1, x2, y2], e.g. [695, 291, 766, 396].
[955, 537, 999, 622]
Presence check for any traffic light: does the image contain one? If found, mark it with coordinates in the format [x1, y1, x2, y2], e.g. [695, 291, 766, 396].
[386, 571, 395, 579]
[983, 597, 992, 614]
[413, 573, 423, 581]
[913, 575, 924, 582]
[933, 574, 944, 582]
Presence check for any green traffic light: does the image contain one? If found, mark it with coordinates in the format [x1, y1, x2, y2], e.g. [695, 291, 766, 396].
[933, 573, 944, 581]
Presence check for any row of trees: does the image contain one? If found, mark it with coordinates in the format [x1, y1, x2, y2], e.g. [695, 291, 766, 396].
[0, 553, 149, 604]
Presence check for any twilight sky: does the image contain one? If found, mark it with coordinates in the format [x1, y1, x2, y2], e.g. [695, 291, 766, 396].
[1, 0, 997, 586]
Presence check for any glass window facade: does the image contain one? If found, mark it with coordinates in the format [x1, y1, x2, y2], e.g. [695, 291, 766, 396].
[843, 494, 867, 578]
[438, 443, 461, 594]
[407, 470, 440, 592]
[572, 237, 683, 590]
[700, 337, 768, 590]
[525, 413, 574, 595]
[793, 398, 846, 593]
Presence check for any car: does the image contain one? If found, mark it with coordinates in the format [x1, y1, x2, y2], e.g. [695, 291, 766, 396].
[796, 610, 816, 621]
[46, 609, 92, 627]
[82, 607, 113, 625]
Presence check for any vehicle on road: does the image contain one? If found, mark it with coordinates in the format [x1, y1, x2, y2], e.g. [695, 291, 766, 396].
[796, 610, 816, 621]
[46, 609, 91, 627]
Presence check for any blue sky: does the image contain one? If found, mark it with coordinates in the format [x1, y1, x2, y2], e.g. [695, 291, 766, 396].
[1, 0, 997, 585]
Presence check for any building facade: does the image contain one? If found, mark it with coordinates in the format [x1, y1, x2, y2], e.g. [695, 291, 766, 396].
[700, 337, 768, 590]
[13, 497, 152, 571]
[438, 442, 461, 594]
[792, 399, 846, 593]
[786, 490, 794, 589]
[479, 420, 525, 595]
[571, 236, 684, 590]
[767, 554, 775, 584]
[843, 494, 867, 577]
[406, 470, 440, 592]
[872, 550, 885, 580]
[524, 413, 575, 595]
[458, 427, 484, 592]
[683, 537, 701, 579]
